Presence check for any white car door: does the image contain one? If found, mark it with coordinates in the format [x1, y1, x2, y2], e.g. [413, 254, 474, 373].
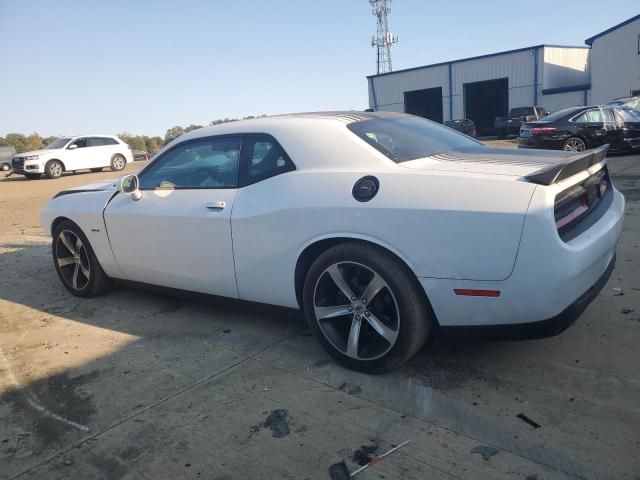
[87, 137, 111, 167]
[64, 137, 92, 170]
[104, 135, 241, 298]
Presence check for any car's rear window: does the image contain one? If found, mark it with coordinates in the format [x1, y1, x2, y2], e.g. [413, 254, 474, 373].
[347, 116, 482, 163]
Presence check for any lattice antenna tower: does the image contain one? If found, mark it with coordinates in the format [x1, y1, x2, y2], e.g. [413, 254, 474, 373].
[370, 0, 398, 74]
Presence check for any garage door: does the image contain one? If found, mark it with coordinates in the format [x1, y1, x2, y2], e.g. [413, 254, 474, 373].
[464, 78, 508, 136]
[404, 87, 443, 123]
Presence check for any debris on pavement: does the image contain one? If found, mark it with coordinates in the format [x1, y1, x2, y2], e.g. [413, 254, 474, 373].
[622, 308, 635, 314]
[264, 409, 290, 438]
[352, 444, 379, 465]
[612, 288, 624, 296]
[517, 413, 541, 429]
[338, 382, 362, 395]
[470, 445, 499, 461]
[330, 440, 410, 479]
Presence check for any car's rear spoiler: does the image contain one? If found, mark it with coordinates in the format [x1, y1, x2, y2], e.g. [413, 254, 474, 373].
[525, 144, 608, 186]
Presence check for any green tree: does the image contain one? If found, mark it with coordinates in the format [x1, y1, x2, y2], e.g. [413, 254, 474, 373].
[164, 126, 185, 144]
[5, 133, 27, 153]
[146, 136, 164, 152]
[184, 124, 203, 133]
[210, 118, 237, 126]
[24, 133, 45, 152]
[128, 136, 147, 151]
[0, 137, 8, 147]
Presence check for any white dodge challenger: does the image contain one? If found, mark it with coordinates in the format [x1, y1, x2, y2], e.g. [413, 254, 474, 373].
[41, 112, 624, 371]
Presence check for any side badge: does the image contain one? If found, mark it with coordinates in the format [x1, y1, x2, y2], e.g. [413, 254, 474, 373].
[352, 176, 380, 202]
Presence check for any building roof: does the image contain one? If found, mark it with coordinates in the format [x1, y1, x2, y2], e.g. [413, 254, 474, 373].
[366, 44, 589, 79]
[585, 13, 640, 45]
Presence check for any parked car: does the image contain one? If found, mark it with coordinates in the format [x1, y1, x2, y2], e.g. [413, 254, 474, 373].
[495, 106, 546, 138]
[444, 119, 476, 137]
[0, 146, 17, 171]
[12, 135, 133, 179]
[41, 111, 624, 371]
[607, 95, 640, 110]
[518, 105, 640, 152]
[132, 150, 150, 161]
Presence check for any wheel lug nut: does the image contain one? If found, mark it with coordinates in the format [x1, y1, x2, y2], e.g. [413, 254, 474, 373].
[351, 296, 356, 301]
[356, 315, 361, 320]
[365, 311, 370, 317]
[348, 306, 353, 312]
[362, 299, 367, 304]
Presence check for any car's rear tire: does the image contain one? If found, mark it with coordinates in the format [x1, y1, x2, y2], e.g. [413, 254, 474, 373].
[1, 162, 10, 171]
[45, 160, 64, 179]
[52, 220, 111, 298]
[110, 154, 126, 171]
[90, 168, 103, 173]
[303, 242, 432, 373]
[563, 137, 586, 152]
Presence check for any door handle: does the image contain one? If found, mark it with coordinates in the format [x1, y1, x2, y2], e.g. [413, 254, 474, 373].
[205, 201, 226, 211]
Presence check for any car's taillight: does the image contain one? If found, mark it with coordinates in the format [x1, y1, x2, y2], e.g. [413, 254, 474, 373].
[531, 127, 556, 135]
[554, 167, 611, 238]
[555, 185, 589, 230]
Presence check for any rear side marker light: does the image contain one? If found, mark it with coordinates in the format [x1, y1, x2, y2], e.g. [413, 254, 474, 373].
[454, 289, 501, 297]
[531, 127, 556, 135]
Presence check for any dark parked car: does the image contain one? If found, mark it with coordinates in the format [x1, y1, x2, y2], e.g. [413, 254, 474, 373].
[518, 105, 640, 152]
[444, 119, 476, 137]
[0, 146, 17, 171]
[607, 95, 640, 110]
[132, 150, 150, 161]
[495, 106, 546, 138]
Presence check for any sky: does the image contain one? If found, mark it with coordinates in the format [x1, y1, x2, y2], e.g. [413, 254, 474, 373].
[0, 0, 638, 137]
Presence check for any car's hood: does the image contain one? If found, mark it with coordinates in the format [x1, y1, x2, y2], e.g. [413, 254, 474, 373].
[16, 149, 55, 157]
[399, 147, 578, 178]
[66, 179, 119, 192]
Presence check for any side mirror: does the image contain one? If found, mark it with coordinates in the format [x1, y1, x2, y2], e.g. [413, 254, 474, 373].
[68, 144, 78, 150]
[120, 174, 143, 200]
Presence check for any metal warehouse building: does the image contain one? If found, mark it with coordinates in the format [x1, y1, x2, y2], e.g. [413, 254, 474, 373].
[587, 14, 640, 104]
[367, 14, 640, 136]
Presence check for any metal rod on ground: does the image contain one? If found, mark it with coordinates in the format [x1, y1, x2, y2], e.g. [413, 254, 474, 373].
[350, 440, 410, 477]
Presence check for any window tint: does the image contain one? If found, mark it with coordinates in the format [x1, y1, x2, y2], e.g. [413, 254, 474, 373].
[139, 137, 240, 189]
[242, 135, 295, 184]
[87, 137, 108, 147]
[103, 137, 118, 145]
[602, 107, 616, 123]
[347, 116, 482, 163]
[575, 109, 604, 123]
[70, 138, 87, 148]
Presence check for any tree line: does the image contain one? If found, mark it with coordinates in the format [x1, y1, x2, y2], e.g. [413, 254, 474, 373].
[0, 115, 267, 154]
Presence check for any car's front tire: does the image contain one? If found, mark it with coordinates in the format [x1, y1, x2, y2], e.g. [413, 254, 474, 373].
[45, 160, 64, 179]
[303, 242, 432, 372]
[52, 220, 110, 297]
[110, 154, 126, 171]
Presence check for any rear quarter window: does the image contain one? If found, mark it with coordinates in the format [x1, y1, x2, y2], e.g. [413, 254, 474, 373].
[347, 116, 482, 163]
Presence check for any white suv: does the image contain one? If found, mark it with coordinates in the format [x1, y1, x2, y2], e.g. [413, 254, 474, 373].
[11, 135, 133, 179]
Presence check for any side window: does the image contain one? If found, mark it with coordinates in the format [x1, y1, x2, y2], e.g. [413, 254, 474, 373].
[87, 137, 107, 147]
[104, 138, 118, 145]
[575, 109, 604, 124]
[139, 136, 240, 190]
[602, 107, 616, 124]
[241, 134, 295, 185]
[69, 138, 87, 149]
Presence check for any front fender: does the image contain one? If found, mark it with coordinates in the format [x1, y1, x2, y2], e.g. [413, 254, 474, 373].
[41, 190, 123, 278]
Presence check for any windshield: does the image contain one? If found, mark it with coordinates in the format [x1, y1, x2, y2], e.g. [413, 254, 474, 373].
[347, 115, 483, 163]
[510, 107, 533, 117]
[46, 138, 71, 149]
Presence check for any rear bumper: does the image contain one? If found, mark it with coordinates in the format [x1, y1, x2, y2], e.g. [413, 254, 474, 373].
[420, 186, 624, 334]
[517, 137, 564, 149]
[441, 253, 615, 340]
